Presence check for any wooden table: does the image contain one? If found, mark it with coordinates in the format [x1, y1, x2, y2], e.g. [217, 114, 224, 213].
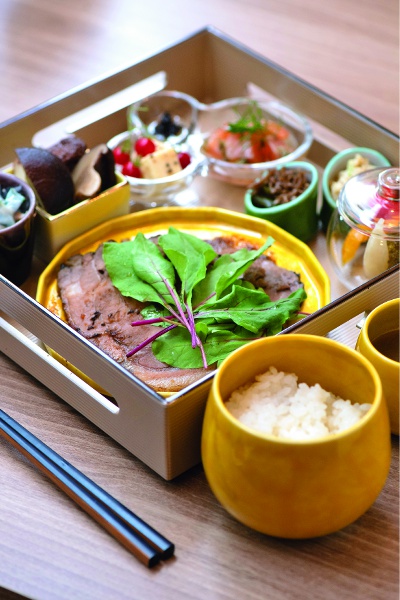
[0, 1, 399, 599]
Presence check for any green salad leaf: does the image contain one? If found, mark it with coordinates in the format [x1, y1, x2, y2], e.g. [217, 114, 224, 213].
[103, 228, 307, 369]
[158, 227, 217, 309]
[152, 326, 259, 369]
[227, 101, 265, 134]
[197, 286, 306, 333]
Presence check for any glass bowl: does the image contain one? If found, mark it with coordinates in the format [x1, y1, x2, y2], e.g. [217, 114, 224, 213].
[107, 129, 204, 208]
[198, 98, 313, 187]
[327, 167, 399, 290]
[128, 90, 199, 145]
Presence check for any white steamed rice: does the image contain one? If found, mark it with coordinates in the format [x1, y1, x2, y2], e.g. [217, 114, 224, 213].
[225, 366, 371, 440]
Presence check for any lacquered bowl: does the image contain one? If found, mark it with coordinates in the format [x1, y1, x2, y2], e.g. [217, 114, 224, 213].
[201, 334, 391, 538]
[321, 147, 390, 230]
[244, 161, 319, 242]
[0, 171, 36, 285]
[356, 299, 400, 435]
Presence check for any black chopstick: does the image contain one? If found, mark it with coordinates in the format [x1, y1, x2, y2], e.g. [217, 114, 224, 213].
[0, 410, 175, 559]
[0, 409, 174, 568]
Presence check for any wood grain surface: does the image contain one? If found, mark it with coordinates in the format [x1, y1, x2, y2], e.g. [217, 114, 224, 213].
[0, 1, 399, 599]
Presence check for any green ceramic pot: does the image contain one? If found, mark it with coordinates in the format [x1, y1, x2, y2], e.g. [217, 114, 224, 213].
[321, 147, 390, 231]
[244, 161, 319, 242]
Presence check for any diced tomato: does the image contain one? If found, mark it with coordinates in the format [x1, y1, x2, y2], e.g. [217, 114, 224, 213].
[260, 142, 277, 162]
[204, 120, 294, 164]
[266, 120, 290, 140]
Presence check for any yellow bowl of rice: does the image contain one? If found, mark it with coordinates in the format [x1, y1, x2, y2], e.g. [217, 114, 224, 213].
[201, 334, 391, 539]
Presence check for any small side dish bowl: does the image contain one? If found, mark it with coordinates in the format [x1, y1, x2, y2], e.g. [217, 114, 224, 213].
[201, 334, 391, 539]
[128, 89, 199, 145]
[107, 130, 204, 209]
[326, 167, 399, 290]
[356, 298, 400, 435]
[0, 171, 36, 285]
[199, 98, 313, 187]
[108, 89, 204, 208]
[33, 171, 130, 263]
[321, 147, 391, 230]
[244, 161, 319, 242]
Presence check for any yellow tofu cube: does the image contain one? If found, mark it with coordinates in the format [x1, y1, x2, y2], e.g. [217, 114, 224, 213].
[140, 147, 182, 179]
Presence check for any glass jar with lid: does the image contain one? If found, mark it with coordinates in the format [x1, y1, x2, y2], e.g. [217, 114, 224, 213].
[327, 167, 399, 290]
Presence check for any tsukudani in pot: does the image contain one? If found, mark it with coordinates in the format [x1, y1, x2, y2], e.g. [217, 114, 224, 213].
[244, 161, 319, 242]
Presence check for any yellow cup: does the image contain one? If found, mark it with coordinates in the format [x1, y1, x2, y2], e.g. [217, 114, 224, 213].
[356, 298, 400, 435]
[201, 335, 391, 538]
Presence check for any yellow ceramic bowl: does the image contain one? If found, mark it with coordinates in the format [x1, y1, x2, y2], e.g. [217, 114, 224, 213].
[37, 207, 330, 396]
[201, 334, 391, 539]
[356, 299, 400, 435]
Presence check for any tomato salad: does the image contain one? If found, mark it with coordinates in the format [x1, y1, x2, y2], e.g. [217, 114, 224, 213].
[203, 101, 297, 164]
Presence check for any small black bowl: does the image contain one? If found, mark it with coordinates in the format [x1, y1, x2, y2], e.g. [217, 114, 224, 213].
[0, 172, 36, 285]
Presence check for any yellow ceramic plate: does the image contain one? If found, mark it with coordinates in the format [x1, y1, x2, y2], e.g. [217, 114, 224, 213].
[36, 206, 331, 394]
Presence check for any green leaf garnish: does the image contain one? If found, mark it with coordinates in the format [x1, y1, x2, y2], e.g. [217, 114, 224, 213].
[197, 286, 306, 333]
[103, 229, 307, 369]
[227, 100, 265, 134]
[158, 227, 216, 307]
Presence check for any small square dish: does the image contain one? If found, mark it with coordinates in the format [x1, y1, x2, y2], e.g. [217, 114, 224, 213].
[7, 138, 131, 262]
[33, 171, 130, 262]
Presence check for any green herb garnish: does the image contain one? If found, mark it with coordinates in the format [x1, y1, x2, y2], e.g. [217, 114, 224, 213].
[227, 100, 264, 134]
[103, 228, 307, 369]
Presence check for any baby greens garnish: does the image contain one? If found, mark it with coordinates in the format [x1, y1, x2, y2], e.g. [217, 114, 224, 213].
[103, 228, 306, 369]
[227, 100, 264, 134]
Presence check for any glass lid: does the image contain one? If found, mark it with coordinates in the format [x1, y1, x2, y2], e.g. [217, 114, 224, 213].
[337, 167, 400, 241]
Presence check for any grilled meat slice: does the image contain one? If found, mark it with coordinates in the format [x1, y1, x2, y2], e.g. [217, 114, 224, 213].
[208, 236, 303, 301]
[57, 235, 303, 392]
[57, 245, 211, 392]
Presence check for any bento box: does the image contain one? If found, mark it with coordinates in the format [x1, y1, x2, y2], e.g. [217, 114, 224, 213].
[0, 27, 398, 479]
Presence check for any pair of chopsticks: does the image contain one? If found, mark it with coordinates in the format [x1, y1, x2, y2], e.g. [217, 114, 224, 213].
[0, 409, 174, 568]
